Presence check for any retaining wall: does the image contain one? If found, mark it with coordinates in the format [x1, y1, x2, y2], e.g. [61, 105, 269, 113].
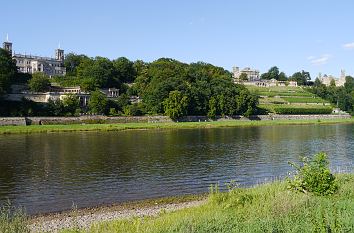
[0, 114, 351, 126]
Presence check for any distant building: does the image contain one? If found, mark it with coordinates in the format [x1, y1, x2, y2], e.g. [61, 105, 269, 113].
[318, 70, 346, 87]
[2, 36, 66, 77]
[5, 85, 119, 106]
[233, 66, 260, 82]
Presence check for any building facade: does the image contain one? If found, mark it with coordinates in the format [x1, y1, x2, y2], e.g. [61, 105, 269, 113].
[318, 70, 346, 87]
[233, 66, 260, 82]
[2, 38, 66, 77]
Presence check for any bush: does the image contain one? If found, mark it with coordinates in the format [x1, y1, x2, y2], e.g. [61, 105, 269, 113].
[274, 107, 332, 114]
[287, 152, 338, 196]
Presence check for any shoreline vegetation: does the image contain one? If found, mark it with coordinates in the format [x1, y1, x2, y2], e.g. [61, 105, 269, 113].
[22, 173, 354, 232]
[0, 117, 353, 135]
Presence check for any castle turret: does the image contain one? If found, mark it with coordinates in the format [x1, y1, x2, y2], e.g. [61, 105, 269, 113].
[3, 34, 12, 55]
[55, 46, 64, 62]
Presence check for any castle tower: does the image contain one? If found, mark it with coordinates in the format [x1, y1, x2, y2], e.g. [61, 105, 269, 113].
[3, 34, 12, 55]
[340, 69, 346, 79]
[55, 45, 64, 61]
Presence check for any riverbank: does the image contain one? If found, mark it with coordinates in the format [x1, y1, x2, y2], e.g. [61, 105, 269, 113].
[0, 117, 353, 134]
[28, 195, 206, 233]
[29, 174, 354, 233]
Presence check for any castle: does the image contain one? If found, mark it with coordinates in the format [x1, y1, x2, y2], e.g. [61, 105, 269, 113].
[317, 70, 346, 87]
[2, 36, 66, 77]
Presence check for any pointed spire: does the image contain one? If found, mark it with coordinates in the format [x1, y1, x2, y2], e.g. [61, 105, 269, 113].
[58, 42, 61, 49]
[6, 33, 9, 42]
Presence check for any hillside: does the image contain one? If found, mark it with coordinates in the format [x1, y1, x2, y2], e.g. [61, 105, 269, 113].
[246, 86, 333, 114]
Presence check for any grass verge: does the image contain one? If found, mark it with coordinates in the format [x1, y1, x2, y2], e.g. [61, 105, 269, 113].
[0, 118, 353, 134]
[61, 174, 354, 233]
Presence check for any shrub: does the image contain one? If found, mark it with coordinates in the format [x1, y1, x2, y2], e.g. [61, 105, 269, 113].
[274, 107, 332, 114]
[287, 152, 338, 196]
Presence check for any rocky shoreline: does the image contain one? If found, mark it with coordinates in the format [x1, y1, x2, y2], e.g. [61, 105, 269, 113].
[28, 199, 206, 233]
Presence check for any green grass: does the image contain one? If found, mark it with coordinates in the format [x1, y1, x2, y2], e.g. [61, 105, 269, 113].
[61, 174, 354, 233]
[258, 103, 333, 114]
[246, 85, 333, 114]
[282, 97, 329, 104]
[0, 118, 354, 134]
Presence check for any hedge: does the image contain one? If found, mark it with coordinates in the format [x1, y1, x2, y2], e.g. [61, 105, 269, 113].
[273, 107, 333, 115]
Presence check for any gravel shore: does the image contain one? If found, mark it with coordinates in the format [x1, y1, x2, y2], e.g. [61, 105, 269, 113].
[29, 200, 206, 233]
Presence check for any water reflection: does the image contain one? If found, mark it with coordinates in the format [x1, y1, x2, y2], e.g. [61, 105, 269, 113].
[0, 124, 353, 214]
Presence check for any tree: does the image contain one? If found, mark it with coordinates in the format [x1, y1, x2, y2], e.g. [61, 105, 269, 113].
[0, 48, 17, 95]
[207, 96, 217, 119]
[28, 72, 50, 92]
[88, 90, 108, 114]
[163, 90, 189, 120]
[278, 72, 288, 81]
[290, 70, 311, 86]
[261, 66, 279, 80]
[76, 57, 115, 91]
[62, 94, 80, 116]
[239, 73, 248, 81]
[112, 57, 136, 83]
[314, 78, 322, 87]
[64, 53, 90, 76]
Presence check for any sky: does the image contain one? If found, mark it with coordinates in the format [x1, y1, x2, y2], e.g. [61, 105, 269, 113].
[2, 0, 354, 79]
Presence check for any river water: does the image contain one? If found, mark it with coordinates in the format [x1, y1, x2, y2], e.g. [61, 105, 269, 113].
[0, 124, 353, 215]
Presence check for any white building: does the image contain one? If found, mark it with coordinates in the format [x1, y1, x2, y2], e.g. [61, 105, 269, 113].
[318, 70, 346, 87]
[2, 36, 66, 77]
[233, 66, 260, 82]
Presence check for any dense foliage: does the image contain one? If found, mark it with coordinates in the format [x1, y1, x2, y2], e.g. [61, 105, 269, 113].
[273, 106, 332, 115]
[0, 48, 17, 95]
[134, 59, 258, 118]
[310, 76, 354, 114]
[261, 66, 311, 85]
[28, 72, 50, 92]
[287, 152, 338, 196]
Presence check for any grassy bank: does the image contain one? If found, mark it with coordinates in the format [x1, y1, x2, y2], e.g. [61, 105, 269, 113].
[60, 174, 354, 233]
[0, 118, 353, 134]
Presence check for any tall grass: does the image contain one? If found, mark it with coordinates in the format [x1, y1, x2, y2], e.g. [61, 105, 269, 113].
[62, 174, 354, 233]
[0, 202, 29, 233]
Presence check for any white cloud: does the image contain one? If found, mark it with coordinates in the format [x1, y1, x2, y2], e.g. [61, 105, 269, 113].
[307, 54, 331, 66]
[307, 56, 315, 60]
[343, 42, 354, 49]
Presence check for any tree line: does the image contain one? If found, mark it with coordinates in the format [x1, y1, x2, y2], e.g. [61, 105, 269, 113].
[309, 77, 354, 115]
[0, 49, 258, 118]
[260, 66, 311, 86]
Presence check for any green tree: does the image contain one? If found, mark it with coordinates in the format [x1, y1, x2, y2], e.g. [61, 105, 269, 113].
[314, 78, 322, 87]
[278, 72, 288, 81]
[290, 70, 311, 86]
[0, 48, 17, 95]
[64, 53, 90, 76]
[88, 90, 108, 114]
[163, 90, 189, 120]
[207, 96, 217, 119]
[28, 72, 50, 92]
[239, 73, 248, 81]
[76, 57, 115, 91]
[112, 57, 136, 83]
[62, 94, 80, 116]
[261, 66, 279, 80]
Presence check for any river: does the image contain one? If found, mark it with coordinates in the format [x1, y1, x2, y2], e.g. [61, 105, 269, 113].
[0, 123, 353, 215]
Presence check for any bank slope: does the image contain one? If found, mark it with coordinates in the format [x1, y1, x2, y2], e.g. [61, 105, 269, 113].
[60, 174, 354, 233]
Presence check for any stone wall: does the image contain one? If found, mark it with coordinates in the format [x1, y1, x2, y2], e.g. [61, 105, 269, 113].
[25, 115, 173, 125]
[0, 114, 351, 126]
[0, 117, 27, 126]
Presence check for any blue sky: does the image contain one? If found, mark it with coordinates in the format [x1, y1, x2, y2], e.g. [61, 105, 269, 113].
[2, 0, 354, 79]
